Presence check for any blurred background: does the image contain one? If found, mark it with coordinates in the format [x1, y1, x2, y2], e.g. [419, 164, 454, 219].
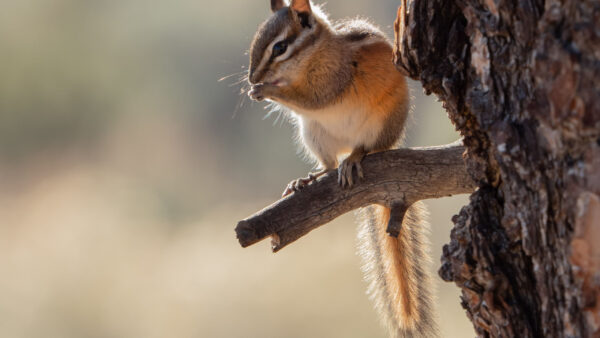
[0, 1, 473, 337]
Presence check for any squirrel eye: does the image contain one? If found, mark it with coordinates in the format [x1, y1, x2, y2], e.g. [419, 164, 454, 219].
[272, 41, 288, 57]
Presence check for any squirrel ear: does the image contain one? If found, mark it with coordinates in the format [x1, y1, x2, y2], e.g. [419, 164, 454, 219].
[290, 0, 311, 13]
[271, 0, 285, 12]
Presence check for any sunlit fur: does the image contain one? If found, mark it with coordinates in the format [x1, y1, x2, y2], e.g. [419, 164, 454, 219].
[248, 2, 438, 336]
[357, 204, 438, 338]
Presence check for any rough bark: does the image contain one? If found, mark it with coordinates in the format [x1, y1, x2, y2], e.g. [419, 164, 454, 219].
[394, 0, 600, 337]
[236, 143, 476, 251]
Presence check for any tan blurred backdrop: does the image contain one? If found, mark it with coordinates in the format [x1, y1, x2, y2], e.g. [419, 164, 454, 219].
[0, 1, 474, 337]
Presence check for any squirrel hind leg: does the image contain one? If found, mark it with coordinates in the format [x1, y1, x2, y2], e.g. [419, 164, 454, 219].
[281, 168, 332, 197]
[282, 176, 313, 197]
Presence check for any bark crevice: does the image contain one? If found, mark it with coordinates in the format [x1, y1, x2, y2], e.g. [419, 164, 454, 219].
[395, 0, 600, 336]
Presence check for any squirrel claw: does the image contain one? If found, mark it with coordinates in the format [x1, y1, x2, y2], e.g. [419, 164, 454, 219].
[338, 156, 364, 189]
[282, 176, 313, 197]
[281, 169, 329, 197]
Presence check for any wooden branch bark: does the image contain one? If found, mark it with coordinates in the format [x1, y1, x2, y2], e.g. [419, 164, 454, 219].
[236, 142, 476, 252]
[393, 0, 600, 336]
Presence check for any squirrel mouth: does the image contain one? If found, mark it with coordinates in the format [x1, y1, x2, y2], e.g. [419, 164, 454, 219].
[266, 79, 286, 87]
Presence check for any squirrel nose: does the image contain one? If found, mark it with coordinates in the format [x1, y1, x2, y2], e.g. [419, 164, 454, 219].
[248, 70, 258, 84]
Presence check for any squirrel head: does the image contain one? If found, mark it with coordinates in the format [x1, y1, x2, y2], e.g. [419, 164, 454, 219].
[248, 0, 326, 87]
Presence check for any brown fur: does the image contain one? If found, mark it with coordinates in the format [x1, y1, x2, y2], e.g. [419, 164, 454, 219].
[248, 2, 438, 336]
[345, 41, 409, 151]
[358, 204, 438, 338]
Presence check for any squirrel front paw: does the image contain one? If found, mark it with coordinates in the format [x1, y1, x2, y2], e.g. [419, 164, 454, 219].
[248, 84, 266, 101]
[338, 153, 365, 188]
[281, 169, 330, 197]
[282, 176, 314, 197]
[248, 81, 287, 102]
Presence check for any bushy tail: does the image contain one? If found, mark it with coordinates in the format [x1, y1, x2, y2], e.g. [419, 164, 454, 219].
[357, 203, 438, 338]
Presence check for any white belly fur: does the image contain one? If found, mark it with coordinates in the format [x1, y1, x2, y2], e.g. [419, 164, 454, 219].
[293, 101, 382, 151]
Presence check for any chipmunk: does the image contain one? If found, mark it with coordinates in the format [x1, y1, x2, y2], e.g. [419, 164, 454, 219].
[247, 1, 438, 337]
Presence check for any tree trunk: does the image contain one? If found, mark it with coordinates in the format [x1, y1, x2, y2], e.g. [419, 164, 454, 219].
[394, 0, 600, 336]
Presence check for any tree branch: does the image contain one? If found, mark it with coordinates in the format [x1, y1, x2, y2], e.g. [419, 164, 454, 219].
[235, 141, 476, 252]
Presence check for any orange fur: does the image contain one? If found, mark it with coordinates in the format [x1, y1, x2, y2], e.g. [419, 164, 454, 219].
[248, 4, 438, 337]
[351, 42, 408, 119]
[359, 203, 437, 338]
[376, 206, 419, 329]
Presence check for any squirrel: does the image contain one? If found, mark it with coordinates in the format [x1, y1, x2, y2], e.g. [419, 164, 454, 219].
[247, 1, 438, 337]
